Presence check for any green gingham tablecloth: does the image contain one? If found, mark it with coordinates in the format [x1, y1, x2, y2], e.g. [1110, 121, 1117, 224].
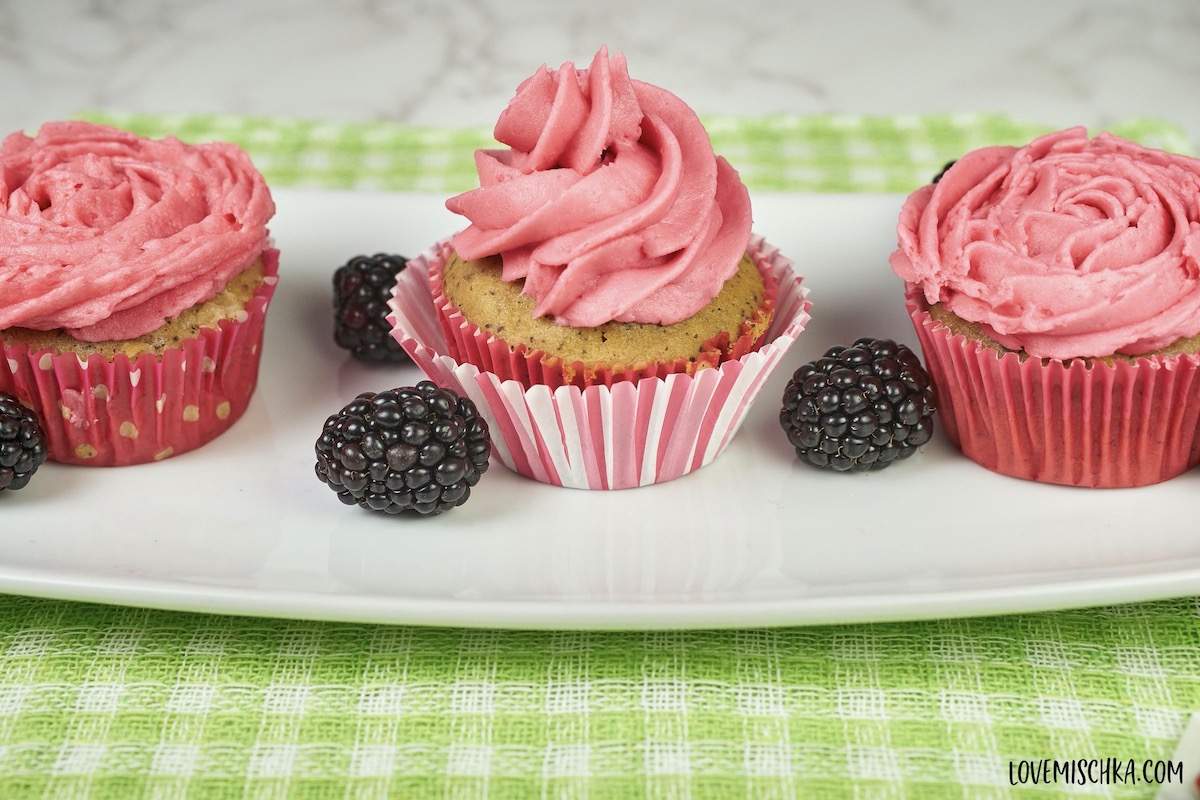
[83, 111, 1193, 194]
[0, 113, 1196, 799]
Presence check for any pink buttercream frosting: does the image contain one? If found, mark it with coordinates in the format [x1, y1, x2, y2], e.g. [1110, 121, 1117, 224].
[445, 47, 752, 328]
[0, 122, 274, 342]
[892, 127, 1200, 359]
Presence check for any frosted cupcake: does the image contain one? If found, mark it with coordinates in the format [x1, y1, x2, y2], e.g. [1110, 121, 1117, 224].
[436, 46, 772, 388]
[0, 122, 278, 466]
[892, 127, 1200, 487]
[391, 47, 810, 488]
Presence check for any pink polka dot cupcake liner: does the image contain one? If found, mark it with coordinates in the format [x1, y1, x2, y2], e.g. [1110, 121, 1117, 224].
[0, 249, 279, 467]
[907, 285, 1200, 488]
[389, 236, 811, 490]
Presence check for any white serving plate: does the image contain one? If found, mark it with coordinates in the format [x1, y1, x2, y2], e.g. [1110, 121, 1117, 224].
[2, 189, 1198, 630]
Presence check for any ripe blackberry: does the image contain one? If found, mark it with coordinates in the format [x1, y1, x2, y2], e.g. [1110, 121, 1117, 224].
[333, 253, 410, 363]
[931, 160, 956, 184]
[780, 338, 936, 472]
[315, 381, 491, 516]
[0, 394, 47, 493]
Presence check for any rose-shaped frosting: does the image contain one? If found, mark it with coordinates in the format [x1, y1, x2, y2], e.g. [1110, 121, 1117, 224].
[892, 127, 1200, 359]
[445, 46, 752, 327]
[0, 122, 274, 342]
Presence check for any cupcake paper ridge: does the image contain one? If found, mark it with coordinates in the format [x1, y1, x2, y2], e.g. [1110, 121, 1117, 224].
[906, 285, 1200, 488]
[427, 247, 778, 390]
[0, 248, 280, 467]
[388, 235, 811, 490]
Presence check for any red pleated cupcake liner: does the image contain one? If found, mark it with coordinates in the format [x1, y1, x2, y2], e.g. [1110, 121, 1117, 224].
[426, 242, 777, 389]
[906, 285, 1200, 488]
[389, 235, 810, 490]
[0, 249, 279, 467]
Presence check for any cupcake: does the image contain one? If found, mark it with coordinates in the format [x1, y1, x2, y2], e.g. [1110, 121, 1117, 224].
[892, 127, 1200, 488]
[437, 250, 771, 388]
[0, 122, 278, 466]
[390, 47, 811, 489]
[438, 46, 769, 388]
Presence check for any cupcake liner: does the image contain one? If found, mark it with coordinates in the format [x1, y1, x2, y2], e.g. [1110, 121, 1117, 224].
[906, 286, 1200, 488]
[0, 249, 279, 467]
[389, 235, 810, 490]
[426, 243, 776, 389]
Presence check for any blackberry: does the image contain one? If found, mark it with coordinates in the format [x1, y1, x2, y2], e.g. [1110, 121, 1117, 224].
[315, 381, 491, 516]
[931, 160, 956, 184]
[333, 253, 410, 363]
[0, 394, 47, 493]
[780, 338, 936, 473]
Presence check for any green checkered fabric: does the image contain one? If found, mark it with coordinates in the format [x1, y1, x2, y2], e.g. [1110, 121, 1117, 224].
[81, 111, 1193, 193]
[0, 598, 1197, 799]
[0, 113, 1194, 799]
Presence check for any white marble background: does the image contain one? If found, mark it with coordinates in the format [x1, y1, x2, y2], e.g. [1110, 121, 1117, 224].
[1, 0, 1198, 139]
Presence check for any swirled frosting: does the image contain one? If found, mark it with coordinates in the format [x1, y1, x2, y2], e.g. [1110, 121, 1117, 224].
[892, 127, 1200, 359]
[0, 122, 274, 342]
[445, 47, 752, 327]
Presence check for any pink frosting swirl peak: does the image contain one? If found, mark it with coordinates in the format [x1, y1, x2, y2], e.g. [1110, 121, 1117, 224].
[0, 122, 274, 342]
[892, 127, 1200, 359]
[446, 47, 752, 327]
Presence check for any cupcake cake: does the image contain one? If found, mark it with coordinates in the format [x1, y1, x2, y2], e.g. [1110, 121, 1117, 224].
[892, 127, 1200, 488]
[390, 47, 811, 489]
[436, 46, 769, 387]
[0, 122, 278, 466]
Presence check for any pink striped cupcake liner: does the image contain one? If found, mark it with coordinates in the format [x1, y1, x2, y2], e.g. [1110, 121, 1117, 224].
[389, 236, 810, 490]
[0, 249, 279, 467]
[907, 285, 1200, 488]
